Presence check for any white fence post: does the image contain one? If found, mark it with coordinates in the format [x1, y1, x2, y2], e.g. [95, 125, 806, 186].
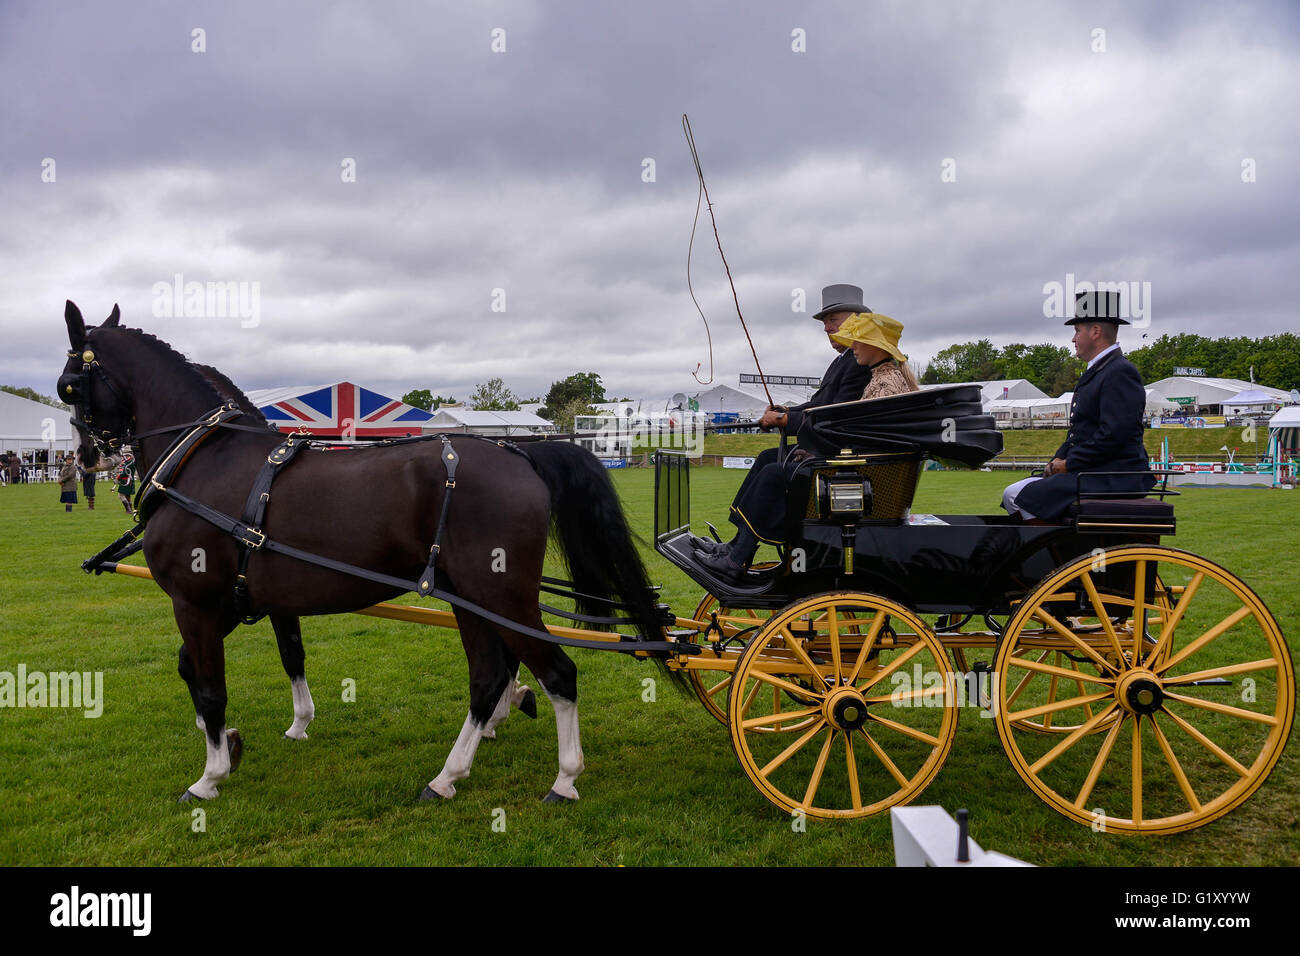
[891, 806, 1034, 867]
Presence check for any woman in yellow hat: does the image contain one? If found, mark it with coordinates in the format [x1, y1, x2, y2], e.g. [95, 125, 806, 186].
[829, 312, 920, 399]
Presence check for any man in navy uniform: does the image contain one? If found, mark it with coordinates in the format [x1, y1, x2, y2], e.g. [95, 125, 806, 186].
[1002, 290, 1154, 522]
[691, 283, 872, 566]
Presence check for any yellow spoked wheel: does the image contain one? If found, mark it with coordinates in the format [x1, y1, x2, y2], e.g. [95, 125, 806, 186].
[729, 592, 958, 819]
[688, 593, 771, 725]
[999, 579, 1177, 736]
[995, 547, 1294, 835]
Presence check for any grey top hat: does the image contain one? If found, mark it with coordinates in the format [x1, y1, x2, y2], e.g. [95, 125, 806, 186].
[813, 284, 872, 321]
[1066, 290, 1128, 325]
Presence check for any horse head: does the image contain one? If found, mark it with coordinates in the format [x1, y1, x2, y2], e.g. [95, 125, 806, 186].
[57, 300, 133, 469]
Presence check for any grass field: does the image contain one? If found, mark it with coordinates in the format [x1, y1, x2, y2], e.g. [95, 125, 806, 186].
[1, 469, 1296, 866]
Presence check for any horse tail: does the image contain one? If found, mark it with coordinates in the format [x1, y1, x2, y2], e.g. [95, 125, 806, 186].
[521, 441, 664, 644]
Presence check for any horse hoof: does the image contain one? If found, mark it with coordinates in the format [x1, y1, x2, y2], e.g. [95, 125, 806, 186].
[541, 789, 577, 804]
[178, 789, 203, 803]
[418, 785, 451, 802]
[519, 689, 537, 719]
[226, 728, 244, 772]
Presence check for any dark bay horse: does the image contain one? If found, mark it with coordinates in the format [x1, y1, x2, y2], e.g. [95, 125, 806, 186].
[57, 301, 663, 802]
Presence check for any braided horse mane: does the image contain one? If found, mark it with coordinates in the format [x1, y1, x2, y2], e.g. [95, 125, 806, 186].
[92, 324, 270, 427]
[190, 362, 270, 425]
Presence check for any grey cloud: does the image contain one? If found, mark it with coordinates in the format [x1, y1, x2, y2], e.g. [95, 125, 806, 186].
[1, 0, 1297, 405]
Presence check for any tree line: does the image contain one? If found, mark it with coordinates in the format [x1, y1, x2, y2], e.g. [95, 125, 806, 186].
[1, 384, 70, 410]
[919, 333, 1300, 396]
[403, 371, 621, 431]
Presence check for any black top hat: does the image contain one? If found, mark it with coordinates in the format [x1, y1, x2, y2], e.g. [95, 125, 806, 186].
[813, 284, 872, 321]
[1066, 290, 1129, 325]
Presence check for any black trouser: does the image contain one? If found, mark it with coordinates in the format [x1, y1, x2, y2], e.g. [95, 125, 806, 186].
[729, 447, 799, 545]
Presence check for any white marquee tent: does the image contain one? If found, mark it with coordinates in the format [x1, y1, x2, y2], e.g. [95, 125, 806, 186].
[424, 408, 555, 437]
[0, 391, 78, 478]
[986, 394, 1072, 424]
[1145, 376, 1290, 411]
[1222, 388, 1285, 417]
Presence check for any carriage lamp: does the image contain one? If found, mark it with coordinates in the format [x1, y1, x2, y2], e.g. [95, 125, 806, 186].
[820, 475, 874, 519]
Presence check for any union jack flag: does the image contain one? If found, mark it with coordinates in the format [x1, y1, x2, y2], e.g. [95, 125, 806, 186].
[257, 382, 432, 438]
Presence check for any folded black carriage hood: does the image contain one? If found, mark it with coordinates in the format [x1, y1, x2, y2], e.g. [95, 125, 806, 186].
[796, 384, 1004, 468]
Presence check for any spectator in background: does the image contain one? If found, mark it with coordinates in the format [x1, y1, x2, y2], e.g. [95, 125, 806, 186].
[114, 451, 136, 514]
[58, 453, 78, 512]
[78, 450, 97, 510]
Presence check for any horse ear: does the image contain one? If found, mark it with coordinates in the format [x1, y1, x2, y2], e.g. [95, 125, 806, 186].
[103, 304, 121, 328]
[64, 300, 86, 350]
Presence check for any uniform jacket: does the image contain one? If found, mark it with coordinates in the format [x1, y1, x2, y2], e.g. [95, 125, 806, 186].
[783, 347, 872, 433]
[1015, 347, 1154, 520]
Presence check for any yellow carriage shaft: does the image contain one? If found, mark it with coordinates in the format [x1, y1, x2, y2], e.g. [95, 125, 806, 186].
[107, 562, 631, 647]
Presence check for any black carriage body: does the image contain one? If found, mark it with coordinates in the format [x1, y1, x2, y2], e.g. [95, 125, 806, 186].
[658, 487, 1166, 617]
[654, 385, 1172, 618]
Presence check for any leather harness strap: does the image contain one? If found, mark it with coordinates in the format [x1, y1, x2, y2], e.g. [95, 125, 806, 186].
[233, 433, 310, 624]
[83, 405, 247, 575]
[417, 437, 459, 598]
[83, 407, 676, 651]
[132, 405, 248, 522]
[147, 483, 679, 652]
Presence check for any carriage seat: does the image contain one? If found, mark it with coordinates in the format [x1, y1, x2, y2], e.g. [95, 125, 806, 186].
[1071, 498, 1173, 519]
[1069, 497, 1175, 534]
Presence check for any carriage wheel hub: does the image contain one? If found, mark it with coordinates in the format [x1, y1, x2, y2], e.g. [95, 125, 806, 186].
[824, 687, 869, 731]
[1116, 669, 1164, 715]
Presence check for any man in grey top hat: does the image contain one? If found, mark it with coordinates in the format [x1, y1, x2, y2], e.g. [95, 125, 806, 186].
[691, 283, 872, 572]
[754, 283, 875, 433]
[1002, 290, 1154, 522]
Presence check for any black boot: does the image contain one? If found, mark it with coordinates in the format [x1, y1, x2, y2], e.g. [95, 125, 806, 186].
[689, 533, 727, 555]
[696, 526, 760, 583]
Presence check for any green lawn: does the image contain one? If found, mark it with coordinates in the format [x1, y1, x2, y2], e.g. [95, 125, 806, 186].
[0, 470, 1295, 866]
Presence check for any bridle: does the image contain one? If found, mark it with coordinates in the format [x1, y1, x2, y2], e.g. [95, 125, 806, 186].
[60, 345, 135, 452]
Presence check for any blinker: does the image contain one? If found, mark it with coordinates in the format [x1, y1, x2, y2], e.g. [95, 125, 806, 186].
[57, 371, 83, 402]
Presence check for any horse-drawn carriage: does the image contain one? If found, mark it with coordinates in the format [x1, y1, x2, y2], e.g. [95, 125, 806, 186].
[61, 304, 1291, 835]
[653, 385, 1293, 834]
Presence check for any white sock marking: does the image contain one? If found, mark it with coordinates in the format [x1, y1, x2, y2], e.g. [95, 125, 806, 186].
[547, 695, 584, 800]
[285, 676, 315, 739]
[188, 723, 231, 799]
[429, 711, 486, 798]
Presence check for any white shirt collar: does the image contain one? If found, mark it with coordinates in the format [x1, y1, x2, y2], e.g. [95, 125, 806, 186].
[1087, 343, 1120, 370]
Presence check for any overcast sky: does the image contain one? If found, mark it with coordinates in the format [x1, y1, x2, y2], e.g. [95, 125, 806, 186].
[3, 0, 1297, 405]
